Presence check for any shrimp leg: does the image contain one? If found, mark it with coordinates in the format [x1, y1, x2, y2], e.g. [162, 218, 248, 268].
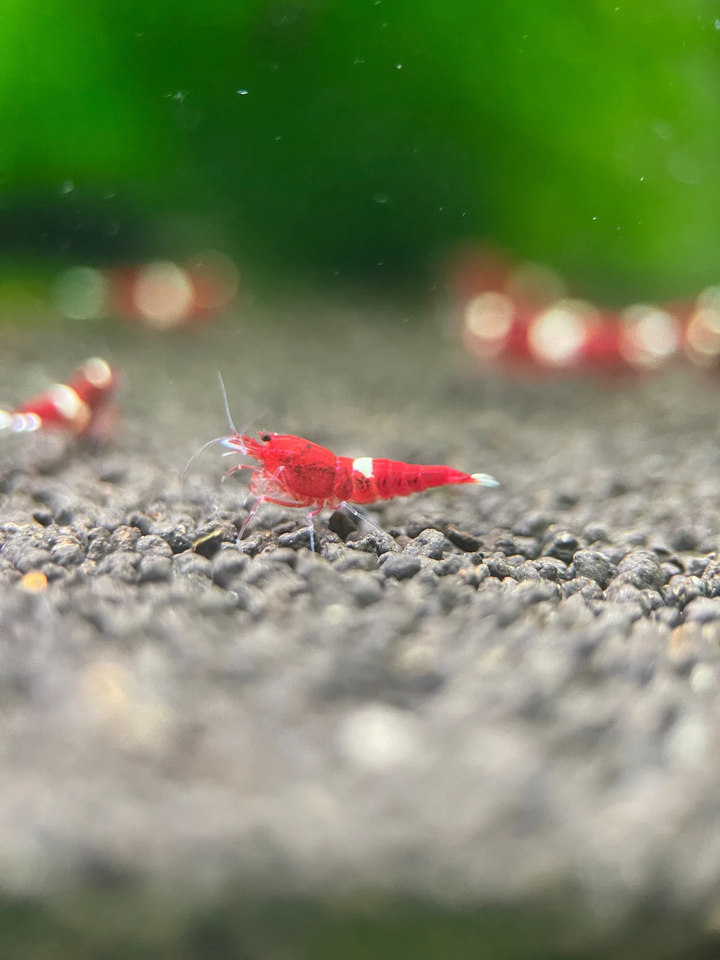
[305, 503, 325, 554]
[340, 501, 382, 532]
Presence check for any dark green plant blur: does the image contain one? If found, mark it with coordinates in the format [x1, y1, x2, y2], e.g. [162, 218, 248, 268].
[1, 0, 718, 300]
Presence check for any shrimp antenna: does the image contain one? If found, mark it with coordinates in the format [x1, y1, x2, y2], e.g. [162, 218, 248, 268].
[181, 374, 255, 490]
[180, 374, 242, 488]
[180, 436, 229, 487]
[217, 371, 238, 436]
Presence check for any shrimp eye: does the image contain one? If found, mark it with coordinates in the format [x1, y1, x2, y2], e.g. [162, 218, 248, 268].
[259, 431, 271, 443]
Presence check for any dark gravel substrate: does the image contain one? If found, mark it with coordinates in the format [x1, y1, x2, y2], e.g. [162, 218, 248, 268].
[2, 309, 720, 958]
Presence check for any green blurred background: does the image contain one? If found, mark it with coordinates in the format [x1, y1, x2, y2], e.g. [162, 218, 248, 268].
[0, 0, 718, 303]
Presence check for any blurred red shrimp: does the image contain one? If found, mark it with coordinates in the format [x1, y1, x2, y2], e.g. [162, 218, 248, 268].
[451, 243, 697, 378]
[0, 357, 120, 441]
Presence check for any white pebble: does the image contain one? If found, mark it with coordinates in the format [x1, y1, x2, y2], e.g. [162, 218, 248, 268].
[690, 663, 716, 694]
[336, 703, 421, 772]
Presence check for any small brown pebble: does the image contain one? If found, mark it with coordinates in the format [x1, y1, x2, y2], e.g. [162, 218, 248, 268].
[109, 525, 142, 552]
[19, 571, 48, 593]
[445, 526, 480, 552]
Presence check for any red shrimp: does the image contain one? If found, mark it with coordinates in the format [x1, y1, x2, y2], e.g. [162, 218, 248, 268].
[216, 431, 498, 553]
[0, 357, 119, 439]
[186, 376, 498, 552]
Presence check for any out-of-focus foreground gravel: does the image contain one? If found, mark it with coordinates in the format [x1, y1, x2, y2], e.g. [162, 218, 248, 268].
[1, 307, 720, 958]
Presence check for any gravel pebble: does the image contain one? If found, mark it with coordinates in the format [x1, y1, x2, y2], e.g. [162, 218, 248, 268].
[277, 526, 315, 551]
[406, 528, 447, 560]
[163, 522, 194, 554]
[95, 552, 141, 583]
[335, 551, 379, 572]
[347, 530, 397, 555]
[344, 572, 384, 607]
[543, 530, 579, 562]
[138, 555, 173, 583]
[458, 563, 489, 588]
[485, 552, 511, 580]
[31, 507, 53, 526]
[563, 576, 603, 602]
[512, 536, 540, 559]
[444, 526, 481, 552]
[510, 560, 541, 582]
[604, 580, 645, 606]
[664, 575, 706, 608]
[50, 541, 85, 566]
[513, 511, 552, 538]
[534, 556, 569, 581]
[704, 577, 720, 598]
[211, 548, 249, 587]
[600, 545, 629, 566]
[583, 522, 609, 542]
[572, 549, 616, 588]
[86, 528, 112, 560]
[109, 525, 142, 552]
[192, 523, 235, 558]
[13, 547, 53, 573]
[683, 597, 720, 623]
[263, 546, 299, 568]
[513, 580, 561, 606]
[436, 554, 464, 577]
[686, 555, 711, 578]
[616, 550, 664, 591]
[327, 509, 358, 540]
[671, 527, 698, 552]
[173, 552, 214, 579]
[379, 554, 422, 581]
[40, 561, 67, 582]
[136, 535, 173, 557]
[405, 516, 442, 538]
